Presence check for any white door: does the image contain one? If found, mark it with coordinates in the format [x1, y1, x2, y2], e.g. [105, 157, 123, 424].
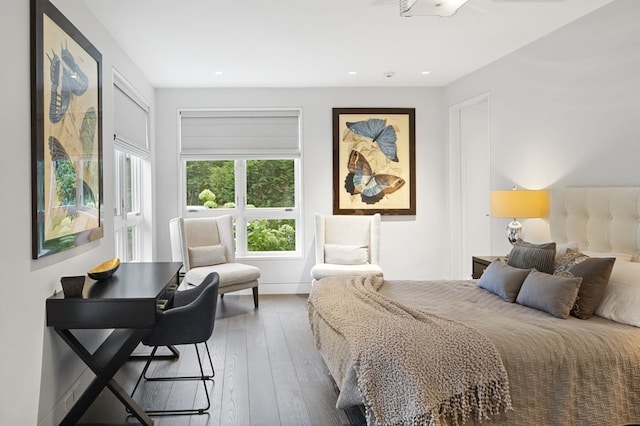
[449, 94, 491, 279]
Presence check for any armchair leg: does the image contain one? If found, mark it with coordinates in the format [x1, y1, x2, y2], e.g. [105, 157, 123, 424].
[252, 287, 259, 308]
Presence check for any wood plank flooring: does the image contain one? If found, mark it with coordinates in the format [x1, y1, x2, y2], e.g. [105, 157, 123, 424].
[79, 294, 363, 425]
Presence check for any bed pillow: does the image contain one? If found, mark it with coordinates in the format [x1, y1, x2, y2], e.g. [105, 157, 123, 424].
[324, 244, 369, 265]
[594, 261, 640, 327]
[477, 260, 531, 302]
[582, 250, 633, 262]
[567, 257, 616, 319]
[188, 244, 227, 268]
[516, 270, 582, 319]
[555, 242, 579, 263]
[554, 248, 589, 275]
[507, 240, 556, 274]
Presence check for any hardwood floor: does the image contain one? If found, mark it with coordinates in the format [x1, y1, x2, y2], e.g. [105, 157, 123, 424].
[79, 294, 361, 425]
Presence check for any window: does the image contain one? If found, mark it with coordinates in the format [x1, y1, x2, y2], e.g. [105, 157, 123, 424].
[114, 150, 144, 261]
[180, 109, 302, 257]
[113, 73, 151, 261]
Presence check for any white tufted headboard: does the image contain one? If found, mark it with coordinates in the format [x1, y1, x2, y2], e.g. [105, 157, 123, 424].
[550, 187, 640, 261]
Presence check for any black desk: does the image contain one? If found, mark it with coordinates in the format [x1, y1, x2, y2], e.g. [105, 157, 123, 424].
[46, 262, 182, 426]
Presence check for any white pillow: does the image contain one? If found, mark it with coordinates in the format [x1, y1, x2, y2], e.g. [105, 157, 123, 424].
[324, 244, 369, 265]
[188, 244, 227, 268]
[594, 261, 640, 327]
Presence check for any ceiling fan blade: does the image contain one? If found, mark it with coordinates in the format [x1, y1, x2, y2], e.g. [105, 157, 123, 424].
[493, 0, 567, 2]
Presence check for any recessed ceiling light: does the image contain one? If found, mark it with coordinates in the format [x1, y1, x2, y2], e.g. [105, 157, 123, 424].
[348, 71, 357, 75]
[421, 71, 431, 75]
[214, 71, 223, 75]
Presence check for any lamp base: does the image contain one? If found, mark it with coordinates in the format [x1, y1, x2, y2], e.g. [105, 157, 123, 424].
[506, 219, 522, 245]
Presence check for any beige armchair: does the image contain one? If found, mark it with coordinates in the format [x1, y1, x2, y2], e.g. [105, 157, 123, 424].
[310, 213, 383, 281]
[169, 215, 260, 308]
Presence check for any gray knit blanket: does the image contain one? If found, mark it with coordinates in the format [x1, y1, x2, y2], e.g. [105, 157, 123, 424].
[308, 275, 512, 426]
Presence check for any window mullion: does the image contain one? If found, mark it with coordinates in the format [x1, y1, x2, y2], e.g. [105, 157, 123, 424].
[235, 159, 247, 256]
[114, 150, 125, 259]
[114, 150, 123, 218]
[130, 155, 141, 214]
[235, 160, 246, 210]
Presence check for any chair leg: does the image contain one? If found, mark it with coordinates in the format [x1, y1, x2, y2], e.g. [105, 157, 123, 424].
[143, 344, 214, 381]
[129, 343, 215, 416]
[130, 346, 157, 401]
[252, 287, 259, 308]
[128, 344, 180, 361]
[203, 341, 215, 377]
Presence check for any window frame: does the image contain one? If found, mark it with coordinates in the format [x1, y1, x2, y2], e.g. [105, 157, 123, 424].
[181, 155, 302, 259]
[178, 107, 303, 260]
[114, 149, 145, 261]
[113, 71, 152, 262]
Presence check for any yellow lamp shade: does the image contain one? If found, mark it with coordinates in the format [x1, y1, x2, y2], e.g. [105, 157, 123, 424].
[490, 190, 549, 219]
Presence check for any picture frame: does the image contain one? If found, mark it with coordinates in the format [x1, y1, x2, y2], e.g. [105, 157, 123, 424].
[31, 0, 103, 259]
[333, 108, 416, 215]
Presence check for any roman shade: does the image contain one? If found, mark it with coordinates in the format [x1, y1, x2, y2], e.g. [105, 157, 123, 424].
[113, 77, 150, 157]
[180, 109, 301, 156]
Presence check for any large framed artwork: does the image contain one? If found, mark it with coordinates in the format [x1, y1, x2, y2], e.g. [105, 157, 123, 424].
[333, 108, 416, 215]
[31, 0, 103, 259]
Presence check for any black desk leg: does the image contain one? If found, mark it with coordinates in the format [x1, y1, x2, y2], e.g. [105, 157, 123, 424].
[56, 328, 154, 426]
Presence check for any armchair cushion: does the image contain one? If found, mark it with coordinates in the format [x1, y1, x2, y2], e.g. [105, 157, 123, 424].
[186, 262, 260, 289]
[324, 244, 369, 265]
[188, 244, 227, 268]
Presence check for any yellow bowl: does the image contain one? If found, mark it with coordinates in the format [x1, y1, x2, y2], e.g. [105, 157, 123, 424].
[88, 258, 120, 281]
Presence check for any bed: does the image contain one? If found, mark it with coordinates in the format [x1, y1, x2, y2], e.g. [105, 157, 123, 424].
[308, 187, 640, 425]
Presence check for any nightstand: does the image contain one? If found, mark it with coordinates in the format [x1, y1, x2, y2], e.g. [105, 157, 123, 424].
[472, 256, 501, 279]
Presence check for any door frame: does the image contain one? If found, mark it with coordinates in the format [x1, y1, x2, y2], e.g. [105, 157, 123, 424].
[448, 92, 491, 279]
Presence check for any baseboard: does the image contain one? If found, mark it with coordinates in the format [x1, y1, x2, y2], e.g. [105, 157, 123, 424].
[258, 282, 312, 294]
[38, 368, 94, 426]
[221, 282, 312, 295]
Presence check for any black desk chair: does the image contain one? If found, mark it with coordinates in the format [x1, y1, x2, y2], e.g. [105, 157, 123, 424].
[131, 272, 219, 416]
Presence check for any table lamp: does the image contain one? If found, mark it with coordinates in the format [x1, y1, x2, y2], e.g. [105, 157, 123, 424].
[490, 188, 549, 244]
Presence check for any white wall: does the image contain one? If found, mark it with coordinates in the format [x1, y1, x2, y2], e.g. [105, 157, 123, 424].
[155, 88, 449, 291]
[445, 0, 640, 256]
[3, 0, 638, 424]
[0, 0, 154, 424]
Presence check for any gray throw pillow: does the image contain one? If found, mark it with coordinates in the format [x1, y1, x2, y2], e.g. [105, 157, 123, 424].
[477, 260, 531, 302]
[568, 257, 616, 319]
[508, 240, 556, 274]
[516, 270, 582, 319]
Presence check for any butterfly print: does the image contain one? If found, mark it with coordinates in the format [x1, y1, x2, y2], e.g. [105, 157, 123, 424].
[344, 150, 405, 205]
[345, 118, 398, 162]
[47, 41, 89, 123]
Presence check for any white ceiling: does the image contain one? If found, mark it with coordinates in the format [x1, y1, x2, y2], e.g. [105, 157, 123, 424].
[82, 0, 614, 88]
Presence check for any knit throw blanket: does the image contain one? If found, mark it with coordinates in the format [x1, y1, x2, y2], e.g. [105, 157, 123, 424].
[308, 276, 512, 426]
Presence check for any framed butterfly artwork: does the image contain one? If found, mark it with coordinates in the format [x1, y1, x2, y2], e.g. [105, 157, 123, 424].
[31, 0, 104, 259]
[332, 108, 416, 215]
